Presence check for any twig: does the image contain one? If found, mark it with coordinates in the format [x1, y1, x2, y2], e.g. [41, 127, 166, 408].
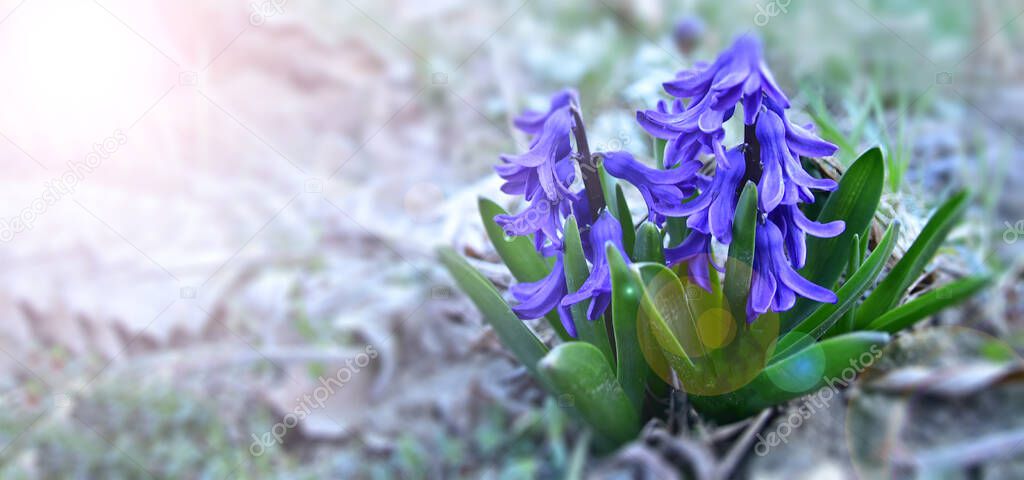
[713, 408, 774, 480]
[890, 428, 1024, 473]
[707, 418, 754, 444]
[646, 427, 716, 480]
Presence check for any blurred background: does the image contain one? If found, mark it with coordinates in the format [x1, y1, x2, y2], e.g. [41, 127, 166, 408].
[0, 0, 1022, 478]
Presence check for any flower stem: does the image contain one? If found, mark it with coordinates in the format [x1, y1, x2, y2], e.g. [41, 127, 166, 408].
[742, 122, 763, 186]
[570, 105, 606, 222]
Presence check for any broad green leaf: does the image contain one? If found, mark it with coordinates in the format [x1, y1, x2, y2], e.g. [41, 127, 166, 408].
[608, 244, 648, 412]
[867, 276, 990, 333]
[633, 222, 665, 264]
[478, 198, 551, 281]
[633, 263, 692, 362]
[690, 332, 890, 424]
[614, 184, 636, 257]
[633, 263, 779, 397]
[438, 247, 548, 378]
[628, 259, 673, 396]
[787, 147, 885, 326]
[564, 216, 614, 366]
[858, 190, 970, 323]
[479, 198, 571, 341]
[772, 222, 900, 362]
[539, 342, 640, 447]
[723, 182, 758, 324]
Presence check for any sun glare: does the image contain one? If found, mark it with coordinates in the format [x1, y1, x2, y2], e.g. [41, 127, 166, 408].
[1, 0, 169, 154]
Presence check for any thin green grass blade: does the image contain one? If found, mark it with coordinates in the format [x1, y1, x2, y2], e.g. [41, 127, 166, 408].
[839, 234, 862, 334]
[858, 190, 970, 323]
[867, 276, 990, 333]
[772, 221, 899, 362]
[807, 94, 856, 159]
[565, 431, 591, 480]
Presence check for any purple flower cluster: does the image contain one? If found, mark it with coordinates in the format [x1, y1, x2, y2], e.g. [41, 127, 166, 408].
[629, 34, 844, 320]
[496, 34, 846, 331]
[495, 90, 626, 337]
[561, 211, 627, 321]
[494, 89, 580, 256]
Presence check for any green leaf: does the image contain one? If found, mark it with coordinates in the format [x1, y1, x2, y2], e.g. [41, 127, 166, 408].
[839, 234, 863, 334]
[633, 263, 692, 362]
[654, 138, 690, 248]
[858, 190, 970, 322]
[807, 93, 857, 160]
[723, 182, 758, 324]
[633, 262, 779, 398]
[608, 244, 648, 412]
[479, 198, 571, 341]
[539, 342, 640, 448]
[690, 332, 890, 423]
[565, 430, 591, 480]
[664, 217, 689, 248]
[787, 147, 885, 326]
[860, 225, 871, 261]
[598, 163, 618, 219]
[614, 184, 636, 257]
[867, 276, 990, 333]
[773, 221, 900, 361]
[664, 186, 695, 250]
[564, 216, 614, 366]
[627, 253, 673, 396]
[478, 198, 552, 281]
[653, 137, 668, 167]
[633, 222, 665, 264]
[438, 248, 548, 378]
